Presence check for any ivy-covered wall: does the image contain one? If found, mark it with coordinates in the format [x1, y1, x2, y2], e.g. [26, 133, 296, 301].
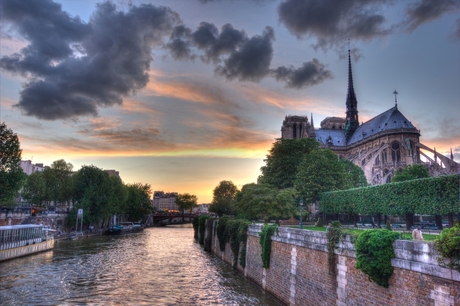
[205, 224, 460, 305]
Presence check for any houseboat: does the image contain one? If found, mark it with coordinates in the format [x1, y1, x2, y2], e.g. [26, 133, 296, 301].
[0, 224, 54, 262]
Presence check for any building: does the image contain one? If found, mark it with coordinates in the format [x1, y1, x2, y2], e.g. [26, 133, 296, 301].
[281, 50, 459, 184]
[20, 160, 46, 175]
[153, 191, 179, 212]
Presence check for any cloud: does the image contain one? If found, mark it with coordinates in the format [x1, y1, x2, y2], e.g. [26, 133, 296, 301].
[0, 0, 181, 120]
[277, 0, 391, 49]
[402, 0, 460, 32]
[215, 26, 275, 81]
[165, 25, 196, 60]
[270, 58, 333, 89]
[277, 0, 460, 50]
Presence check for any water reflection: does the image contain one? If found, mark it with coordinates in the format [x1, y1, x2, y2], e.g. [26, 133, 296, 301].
[0, 227, 282, 305]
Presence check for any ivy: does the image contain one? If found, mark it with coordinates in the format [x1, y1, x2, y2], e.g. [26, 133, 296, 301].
[225, 219, 252, 269]
[259, 223, 278, 269]
[216, 216, 231, 251]
[238, 221, 251, 268]
[204, 217, 214, 252]
[326, 221, 343, 275]
[355, 229, 401, 288]
[320, 174, 459, 216]
[192, 215, 199, 241]
[198, 214, 209, 245]
[435, 221, 460, 272]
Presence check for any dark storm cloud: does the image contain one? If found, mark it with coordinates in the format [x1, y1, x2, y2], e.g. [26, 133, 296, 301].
[277, 0, 391, 49]
[403, 0, 460, 32]
[0, 0, 181, 120]
[455, 19, 460, 40]
[215, 26, 274, 82]
[165, 25, 195, 60]
[191, 22, 247, 63]
[277, 0, 460, 49]
[270, 59, 333, 89]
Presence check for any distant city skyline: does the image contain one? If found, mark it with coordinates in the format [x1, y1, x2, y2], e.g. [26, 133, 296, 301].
[1, 0, 459, 202]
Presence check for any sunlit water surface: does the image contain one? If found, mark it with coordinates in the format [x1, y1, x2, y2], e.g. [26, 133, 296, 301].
[0, 226, 282, 305]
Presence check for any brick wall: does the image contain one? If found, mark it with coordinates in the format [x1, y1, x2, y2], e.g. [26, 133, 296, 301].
[207, 223, 460, 306]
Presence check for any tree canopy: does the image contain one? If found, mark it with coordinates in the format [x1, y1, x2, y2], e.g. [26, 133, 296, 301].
[209, 180, 238, 216]
[392, 164, 430, 182]
[0, 122, 26, 205]
[234, 183, 297, 222]
[259, 138, 319, 189]
[294, 148, 352, 203]
[176, 193, 198, 213]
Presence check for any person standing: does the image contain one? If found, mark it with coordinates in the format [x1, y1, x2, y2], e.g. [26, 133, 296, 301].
[412, 226, 423, 241]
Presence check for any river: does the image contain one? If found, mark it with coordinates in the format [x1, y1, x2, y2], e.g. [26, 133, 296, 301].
[0, 226, 283, 305]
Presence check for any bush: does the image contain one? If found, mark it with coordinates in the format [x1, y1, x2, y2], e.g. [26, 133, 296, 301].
[435, 221, 460, 272]
[259, 224, 278, 269]
[355, 229, 401, 288]
[198, 214, 209, 245]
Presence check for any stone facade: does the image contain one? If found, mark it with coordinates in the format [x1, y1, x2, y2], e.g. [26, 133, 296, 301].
[206, 223, 460, 305]
[281, 51, 458, 184]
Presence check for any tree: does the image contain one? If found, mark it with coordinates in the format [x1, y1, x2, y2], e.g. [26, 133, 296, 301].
[294, 148, 351, 204]
[43, 159, 74, 211]
[392, 164, 430, 182]
[0, 122, 26, 206]
[72, 165, 112, 226]
[391, 164, 431, 229]
[209, 180, 238, 217]
[259, 138, 319, 189]
[22, 171, 46, 209]
[125, 183, 152, 222]
[176, 193, 198, 222]
[235, 183, 297, 223]
[340, 159, 368, 188]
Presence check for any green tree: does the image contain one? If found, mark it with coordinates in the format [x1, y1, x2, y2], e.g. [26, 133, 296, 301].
[22, 171, 46, 208]
[72, 165, 112, 226]
[259, 138, 319, 189]
[235, 183, 297, 223]
[340, 159, 368, 188]
[209, 180, 238, 217]
[43, 159, 74, 210]
[392, 164, 430, 182]
[124, 183, 152, 222]
[0, 122, 26, 206]
[176, 193, 198, 222]
[294, 148, 351, 204]
[391, 163, 431, 229]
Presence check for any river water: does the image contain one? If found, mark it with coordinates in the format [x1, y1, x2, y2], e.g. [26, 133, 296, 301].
[0, 226, 282, 306]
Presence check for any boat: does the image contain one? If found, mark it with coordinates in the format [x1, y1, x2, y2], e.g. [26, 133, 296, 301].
[106, 222, 143, 235]
[0, 224, 54, 262]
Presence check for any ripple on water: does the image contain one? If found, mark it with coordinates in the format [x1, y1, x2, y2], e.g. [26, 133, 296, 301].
[0, 227, 283, 305]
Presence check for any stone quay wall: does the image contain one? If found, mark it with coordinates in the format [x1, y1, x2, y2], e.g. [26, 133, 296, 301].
[206, 223, 460, 306]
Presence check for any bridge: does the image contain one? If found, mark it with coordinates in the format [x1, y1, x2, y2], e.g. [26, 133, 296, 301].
[149, 213, 196, 224]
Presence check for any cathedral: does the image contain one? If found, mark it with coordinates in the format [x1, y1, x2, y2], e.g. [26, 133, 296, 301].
[281, 51, 458, 185]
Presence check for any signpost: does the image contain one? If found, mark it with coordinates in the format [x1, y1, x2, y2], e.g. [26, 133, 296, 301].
[76, 209, 83, 233]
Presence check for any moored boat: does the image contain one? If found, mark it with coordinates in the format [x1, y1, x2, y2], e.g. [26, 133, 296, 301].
[0, 224, 54, 262]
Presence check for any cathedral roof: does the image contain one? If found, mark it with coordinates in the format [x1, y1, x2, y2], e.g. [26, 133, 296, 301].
[347, 106, 419, 145]
[315, 129, 347, 147]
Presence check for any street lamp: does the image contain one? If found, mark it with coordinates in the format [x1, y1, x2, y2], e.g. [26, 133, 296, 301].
[299, 199, 304, 229]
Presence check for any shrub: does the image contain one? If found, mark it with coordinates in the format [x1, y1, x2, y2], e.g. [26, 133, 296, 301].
[355, 229, 400, 288]
[198, 214, 209, 245]
[435, 221, 460, 272]
[259, 224, 278, 269]
[216, 216, 231, 251]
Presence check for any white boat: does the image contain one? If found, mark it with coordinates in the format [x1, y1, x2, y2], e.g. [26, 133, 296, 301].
[0, 224, 54, 262]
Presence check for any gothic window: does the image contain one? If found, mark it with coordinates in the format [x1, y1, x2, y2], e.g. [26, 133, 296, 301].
[293, 124, 297, 138]
[382, 149, 387, 164]
[391, 141, 401, 163]
[375, 154, 380, 165]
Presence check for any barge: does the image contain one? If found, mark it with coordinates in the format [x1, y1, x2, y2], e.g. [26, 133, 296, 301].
[0, 224, 54, 262]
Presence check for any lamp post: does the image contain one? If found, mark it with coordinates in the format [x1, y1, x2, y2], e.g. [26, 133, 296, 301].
[299, 199, 304, 229]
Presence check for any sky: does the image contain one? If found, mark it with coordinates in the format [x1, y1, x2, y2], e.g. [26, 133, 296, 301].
[1, 0, 459, 203]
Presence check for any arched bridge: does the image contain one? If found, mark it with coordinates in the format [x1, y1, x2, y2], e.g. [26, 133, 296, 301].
[151, 213, 196, 223]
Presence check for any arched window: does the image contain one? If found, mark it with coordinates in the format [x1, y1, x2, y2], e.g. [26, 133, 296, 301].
[391, 141, 401, 163]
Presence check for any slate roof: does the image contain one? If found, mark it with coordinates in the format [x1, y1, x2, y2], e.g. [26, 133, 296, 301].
[315, 106, 419, 147]
[347, 106, 419, 145]
[316, 129, 347, 147]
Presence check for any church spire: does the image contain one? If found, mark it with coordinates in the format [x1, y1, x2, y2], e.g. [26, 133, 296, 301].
[345, 41, 359, 141]
[310, 113, 314, 129]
